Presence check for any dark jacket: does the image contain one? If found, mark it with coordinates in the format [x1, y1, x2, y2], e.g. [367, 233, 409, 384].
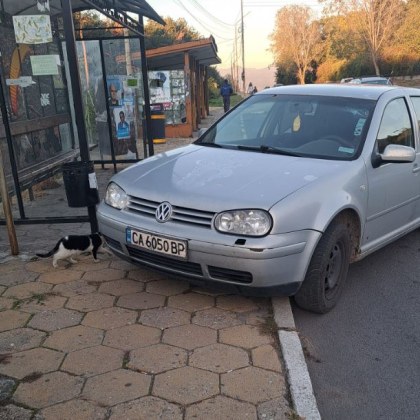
[220, 82, 233, 97]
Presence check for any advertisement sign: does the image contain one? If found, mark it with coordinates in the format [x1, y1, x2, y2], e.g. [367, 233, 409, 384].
[13, 15, 53, 44]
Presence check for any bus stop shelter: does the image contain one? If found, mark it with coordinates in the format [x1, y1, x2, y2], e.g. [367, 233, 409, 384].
[145, 37, 221, 138]
[114, 36, 221, 138]
[0, 0, 164, 253]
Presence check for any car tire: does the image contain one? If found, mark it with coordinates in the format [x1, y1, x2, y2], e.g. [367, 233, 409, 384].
[294, 219, 351, 314]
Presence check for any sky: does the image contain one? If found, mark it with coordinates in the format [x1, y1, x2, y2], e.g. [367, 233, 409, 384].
[145, 0, 322, 70]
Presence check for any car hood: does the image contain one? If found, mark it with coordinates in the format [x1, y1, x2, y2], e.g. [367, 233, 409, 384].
[114, 145, 353, 211]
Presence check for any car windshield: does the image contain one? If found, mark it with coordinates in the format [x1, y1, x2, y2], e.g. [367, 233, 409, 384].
[197, 94, 376, 160]
[350, 78, 390, 85]
[361, 79, 389, 85]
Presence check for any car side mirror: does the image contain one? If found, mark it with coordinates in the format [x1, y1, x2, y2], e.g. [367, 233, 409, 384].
[371, 144, 416, 168]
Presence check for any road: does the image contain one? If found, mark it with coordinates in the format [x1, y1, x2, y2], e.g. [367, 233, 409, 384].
[292, 229, 420, 420]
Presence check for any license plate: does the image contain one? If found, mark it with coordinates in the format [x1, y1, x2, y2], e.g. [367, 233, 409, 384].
[126, 227, 188, 259]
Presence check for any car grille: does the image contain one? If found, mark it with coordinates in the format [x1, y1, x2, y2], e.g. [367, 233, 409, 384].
[126, 245, 253, 284]
[127, 196, 215, 228]
[126, 245, 203, 276]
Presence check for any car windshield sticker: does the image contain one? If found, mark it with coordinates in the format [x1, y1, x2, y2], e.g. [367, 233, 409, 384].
[354, 118, 367, 136]
[293, 114, 301, 132]
[338, 146, 354, 154]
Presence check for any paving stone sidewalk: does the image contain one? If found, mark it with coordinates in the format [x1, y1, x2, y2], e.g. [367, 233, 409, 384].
[0, 106, 295, 419]
[0, 253, 293, 419]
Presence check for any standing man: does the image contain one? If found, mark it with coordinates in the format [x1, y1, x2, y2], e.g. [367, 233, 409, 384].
[220, 79, 233, 113]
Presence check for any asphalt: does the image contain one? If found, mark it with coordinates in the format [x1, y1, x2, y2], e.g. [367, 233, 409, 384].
[0, 107, 320, 419]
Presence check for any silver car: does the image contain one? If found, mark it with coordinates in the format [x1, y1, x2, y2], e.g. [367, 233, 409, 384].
[98, 84, 420, 313]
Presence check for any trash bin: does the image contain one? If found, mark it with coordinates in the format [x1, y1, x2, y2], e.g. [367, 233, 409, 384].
[150, 104, 166, 144]
[62, 161, 99, 208]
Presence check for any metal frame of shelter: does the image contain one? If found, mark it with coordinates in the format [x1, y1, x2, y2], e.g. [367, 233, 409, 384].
[0, 0, 164, 235]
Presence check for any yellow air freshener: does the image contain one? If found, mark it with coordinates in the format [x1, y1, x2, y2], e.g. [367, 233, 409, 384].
[293, 114, 301, 132]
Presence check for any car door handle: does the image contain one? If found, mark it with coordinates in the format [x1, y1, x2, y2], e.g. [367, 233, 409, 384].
[413, 164, 420, 173]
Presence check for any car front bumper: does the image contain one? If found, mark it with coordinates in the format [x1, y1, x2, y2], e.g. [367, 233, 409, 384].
[97, 203, 321, 296]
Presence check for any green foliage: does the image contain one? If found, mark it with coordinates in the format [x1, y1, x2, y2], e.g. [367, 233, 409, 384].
[145, 17, 201, 49]
[83, 89, 97, 144]
[209, 94, 243, 108]
[207, 67, 224, 99]
[207, 66, 224, 87]
[275, 63, 317, 85]
[341, 56, 376, 78]
[275, 65, 297, 85]
[73, 11, 114, 39]
[208, 77, 220, 100]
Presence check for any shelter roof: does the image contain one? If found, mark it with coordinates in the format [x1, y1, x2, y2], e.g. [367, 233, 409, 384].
[10, 0, 164, 25]
[146, 36, 221, 70]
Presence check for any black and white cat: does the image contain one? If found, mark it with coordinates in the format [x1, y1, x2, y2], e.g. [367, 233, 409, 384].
[36, 233, 112, 268]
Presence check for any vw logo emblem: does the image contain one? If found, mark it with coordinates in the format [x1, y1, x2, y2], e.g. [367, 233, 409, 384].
[155, 202, 172, 223]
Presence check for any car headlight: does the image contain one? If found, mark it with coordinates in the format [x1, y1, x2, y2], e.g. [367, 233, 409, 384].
[105, 182, 128, 209]
[214, 209, 272, 236]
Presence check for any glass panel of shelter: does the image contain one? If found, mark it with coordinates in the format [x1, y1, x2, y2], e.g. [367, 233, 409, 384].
[0, 0, 84, 221]
[99, 38, 145, 161]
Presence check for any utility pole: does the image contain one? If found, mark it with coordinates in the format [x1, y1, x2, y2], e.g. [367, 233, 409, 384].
[240, 0, 245, 93]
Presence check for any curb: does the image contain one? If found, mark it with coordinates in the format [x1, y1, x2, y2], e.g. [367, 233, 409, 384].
[272, 297, 321, 420]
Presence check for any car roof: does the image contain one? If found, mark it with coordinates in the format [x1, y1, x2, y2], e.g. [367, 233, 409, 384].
[258, 83, 413, 100]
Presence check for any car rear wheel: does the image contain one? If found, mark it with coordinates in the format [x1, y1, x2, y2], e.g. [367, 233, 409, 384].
[294, 219, 351, 314]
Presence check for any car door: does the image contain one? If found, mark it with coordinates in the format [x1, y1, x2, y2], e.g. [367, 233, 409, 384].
[363, 97, 420, 250]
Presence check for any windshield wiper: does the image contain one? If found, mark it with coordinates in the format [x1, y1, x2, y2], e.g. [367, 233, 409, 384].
[237, 144, 302, 157]
[195, 142, 223, 148]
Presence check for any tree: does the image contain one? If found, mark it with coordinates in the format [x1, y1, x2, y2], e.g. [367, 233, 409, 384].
[315, 13, 368, 82]
[275, 62, 298, 85]
[393, 0, 420, 56]
[320, 0, 405, 76]
[73, 11, 115, 39]
[270, 5, 322, 84]
[144, 17, 201, 49]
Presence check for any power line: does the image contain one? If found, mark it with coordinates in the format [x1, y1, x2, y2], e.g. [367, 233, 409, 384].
[186, 0, 236, 28]
[180, 0, 237, 37]
[244, 2, 323, 18]
[244, 1, 321, 8]
[173, 0, 234, 41]
[161, 0, 246, 88]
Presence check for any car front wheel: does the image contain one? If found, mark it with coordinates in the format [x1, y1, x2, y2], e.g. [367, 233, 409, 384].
[294, 219, 351, 314]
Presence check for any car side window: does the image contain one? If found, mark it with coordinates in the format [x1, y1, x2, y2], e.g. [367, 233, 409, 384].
[376, 98, 414, 153]
[410, 96, 420, 131]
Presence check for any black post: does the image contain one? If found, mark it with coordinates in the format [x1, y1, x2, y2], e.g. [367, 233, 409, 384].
[0, 67, 26, 219]
[61, 0, 98, 232]
[138, 16, 154, 157]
